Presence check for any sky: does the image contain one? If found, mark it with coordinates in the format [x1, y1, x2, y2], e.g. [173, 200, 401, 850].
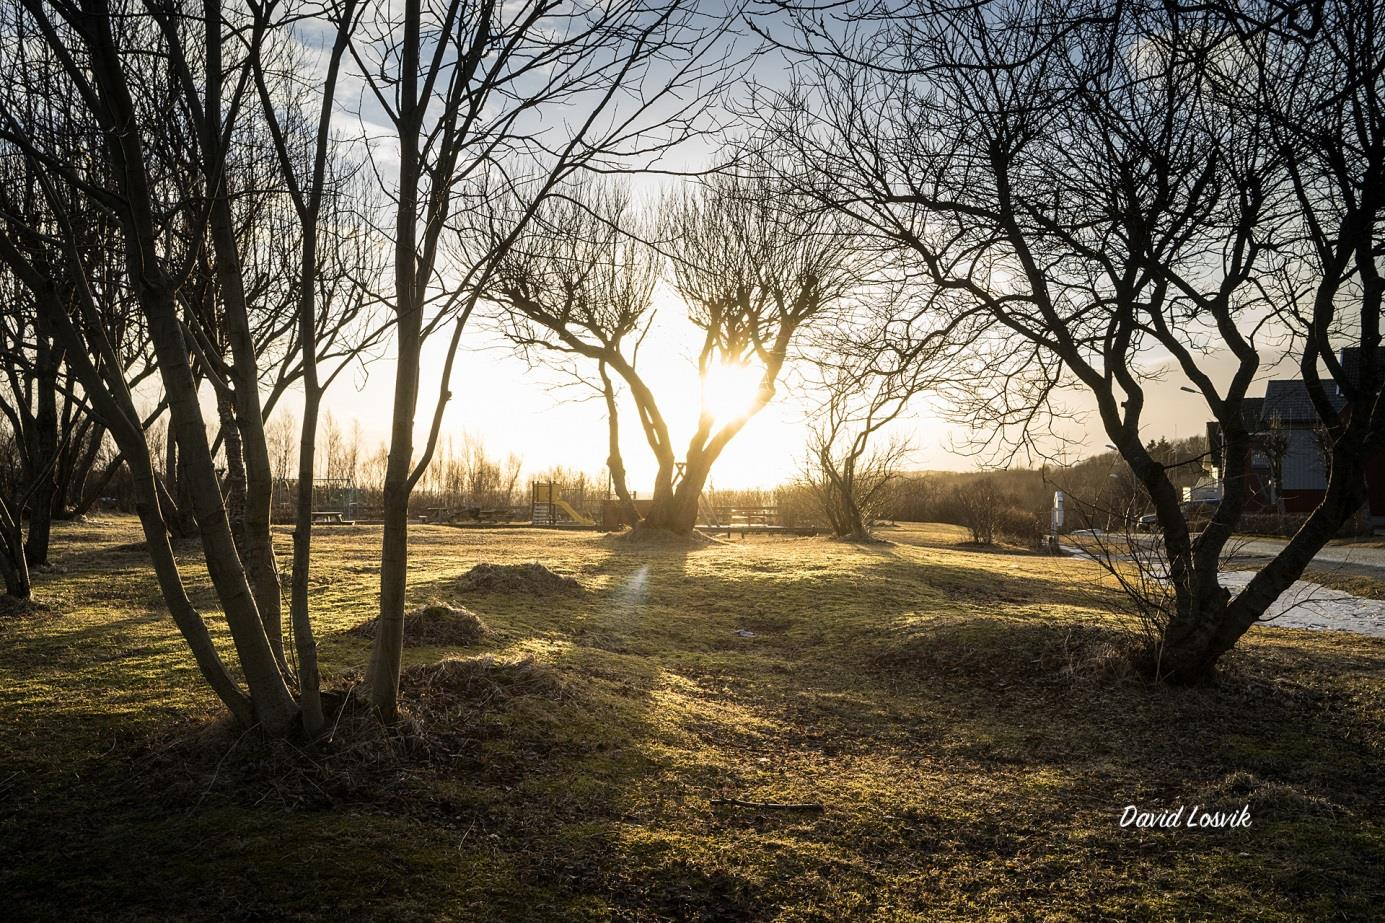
[272, 309, 1305, 493]
[260, 2, 1310, 494]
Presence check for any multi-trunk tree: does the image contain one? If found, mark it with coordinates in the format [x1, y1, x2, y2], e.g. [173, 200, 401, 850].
[802, 357, 930, 542]
[0, 0, 375, 732]
[759, 0, 1384, 681]
[491, 173, 858, 536]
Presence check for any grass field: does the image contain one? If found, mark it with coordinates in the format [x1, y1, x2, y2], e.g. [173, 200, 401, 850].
[2, 517, 1383, 921]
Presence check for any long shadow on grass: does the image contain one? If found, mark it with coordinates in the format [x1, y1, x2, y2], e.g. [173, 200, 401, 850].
[11, 526, 1385, 920]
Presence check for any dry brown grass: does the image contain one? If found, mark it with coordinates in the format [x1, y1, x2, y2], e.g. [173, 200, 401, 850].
[1, 516, 1382, 921]
[455, 561, 584, 596]
[344, 603, 490, 646]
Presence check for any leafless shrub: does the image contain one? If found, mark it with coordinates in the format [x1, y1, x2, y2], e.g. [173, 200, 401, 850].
[955, 477, 1007, 545]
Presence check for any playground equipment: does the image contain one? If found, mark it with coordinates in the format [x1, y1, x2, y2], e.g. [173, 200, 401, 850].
[531, 480, 595, 526]
[271, 477, 360, 525]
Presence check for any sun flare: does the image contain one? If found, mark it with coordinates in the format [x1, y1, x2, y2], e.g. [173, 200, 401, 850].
[700, 361, 763, 425]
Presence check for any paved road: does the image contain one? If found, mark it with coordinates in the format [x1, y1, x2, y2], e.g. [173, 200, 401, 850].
[1068, 533, 1385, 579]
[1228, 538, 1385, 579]
[1218, 570, 1385, 637]
[1063, 535, 1385, 637]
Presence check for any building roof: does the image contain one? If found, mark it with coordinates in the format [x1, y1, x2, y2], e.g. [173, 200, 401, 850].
[1261, 379, 1345, 425]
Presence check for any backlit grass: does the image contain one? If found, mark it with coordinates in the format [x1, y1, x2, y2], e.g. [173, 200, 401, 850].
[1, 517, 1383, 920]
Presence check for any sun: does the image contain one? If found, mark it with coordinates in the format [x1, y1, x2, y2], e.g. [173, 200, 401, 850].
[700, 361, 764, 425]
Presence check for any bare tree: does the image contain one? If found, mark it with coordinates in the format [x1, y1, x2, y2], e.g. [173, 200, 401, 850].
[646, 172, 858, 532]
[802, 359, 922, 541]
[1262, 413, 1290, 521]
[492, 170, 856, 536]
[0, 0, 338, 731]
[956, 477, 1006, 546]
[356, 0, 732, 720]
[489, 180, 659, 528]
[266, 410, 297, 484]
[0, 114, 157, 572]
[756, 0, 1384, 681]
[321, 411, 344, 482]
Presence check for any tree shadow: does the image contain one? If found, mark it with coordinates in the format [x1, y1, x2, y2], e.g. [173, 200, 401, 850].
[8, 521, 1385, 920]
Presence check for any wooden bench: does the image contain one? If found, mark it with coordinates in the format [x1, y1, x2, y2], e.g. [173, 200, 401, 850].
[311, 510, 353, 525]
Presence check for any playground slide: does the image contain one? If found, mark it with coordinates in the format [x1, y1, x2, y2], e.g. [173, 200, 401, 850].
[552, 498, 595, 526]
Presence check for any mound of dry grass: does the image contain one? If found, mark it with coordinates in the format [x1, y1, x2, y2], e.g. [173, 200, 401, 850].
[135, 656, 569, 811]
[400, 654, 567, 708]
[1194, 770, 1343, 819]
[456, 562, 582, 596]
[344, 603, 489, 646]
[875, 618, 1139, 689]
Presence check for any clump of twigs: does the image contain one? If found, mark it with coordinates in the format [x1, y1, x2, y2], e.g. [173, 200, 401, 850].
[135, 656, 569, 811]
[1039, 626, 1137, 687]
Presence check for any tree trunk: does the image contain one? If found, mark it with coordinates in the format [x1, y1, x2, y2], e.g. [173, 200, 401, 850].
[199, 9, 287, 685]
[1139, 567, 1232, 683]
[366, 67, 424, 719]
[0, 496, 31, 599]
[130, 438, 255, 725]
[69, 447, 121, 519]
[1151, 445, 1369, 683]
[23, 318, 58, 567]
[367, 0, 427, 722]
[219, 396, 249, 550]
[218, 397, 288, 672]
[290, 383, 326, 737]
[837, 494, 870, 541]
[641, 456, 709, 535]
[825, 458, 869, 540]
[600, 365, 639, 525]
[23, 463, 55, 568]
[163, 437, 198, 538]
[364, 312, 420, 720]
[143, 290, 299, 735]
[287, 205, 330, 737]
